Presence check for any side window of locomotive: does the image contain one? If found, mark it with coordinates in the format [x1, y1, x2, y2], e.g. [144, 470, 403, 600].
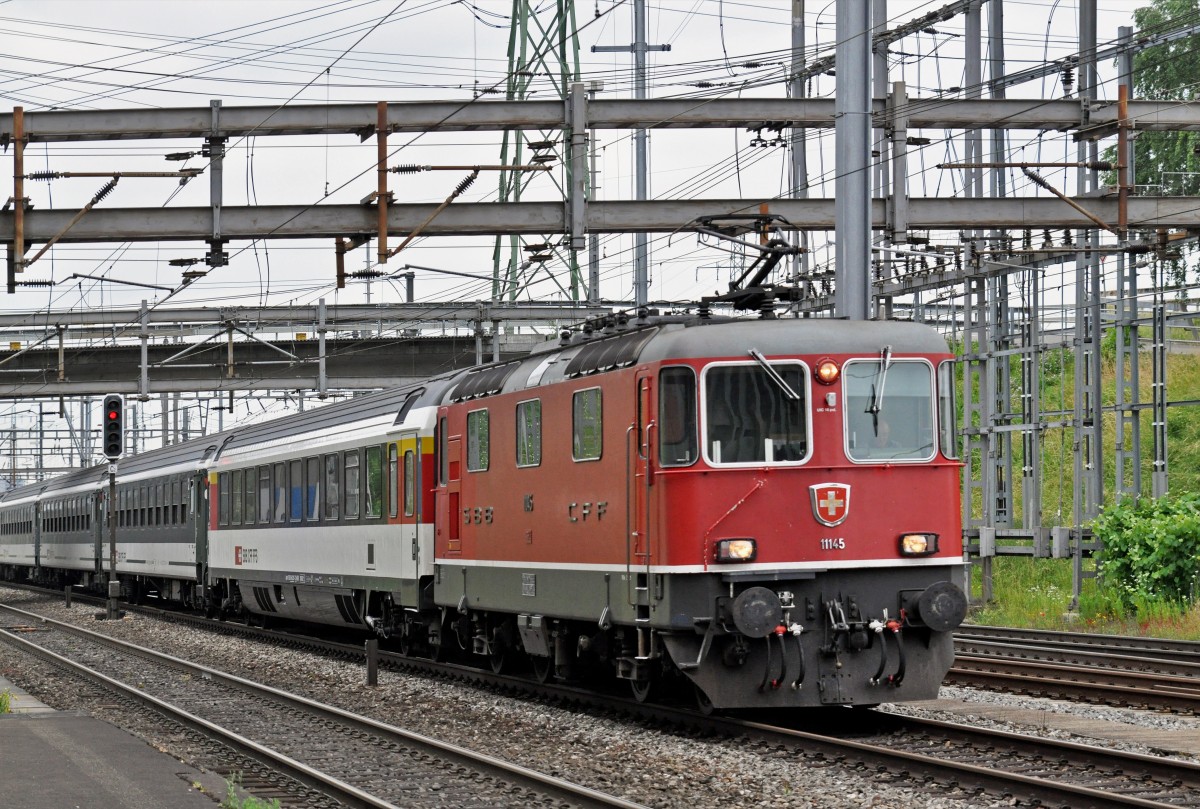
[344, 450, 362, 519]
[658, 367, 698, 467]
[365, 445, 383, 519]
[515, 399, 541, 468]
[231, 470, 244, 525]
[466, 409, 490, 472]
[306, 457, 321, 522]
[218, 473, 231, 526]
[844, 360, 936, 462]
[324, 453, 341, 520]
[572, 388, 603, 461]
[705, 363, 807, 464]
[403, 449, 416, 517]
[938, 360, 960, 459]
[388, 445, 399, 519]
[437, 416, 448, 485]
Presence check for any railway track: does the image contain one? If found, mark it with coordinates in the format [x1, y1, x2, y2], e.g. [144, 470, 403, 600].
[951, 625, 1200, 712]
[0, 602, 647, 809]
[6, 589, 1200, 808]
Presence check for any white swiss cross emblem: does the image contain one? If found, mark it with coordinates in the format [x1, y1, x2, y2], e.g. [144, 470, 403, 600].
[809, 483, 850, 527]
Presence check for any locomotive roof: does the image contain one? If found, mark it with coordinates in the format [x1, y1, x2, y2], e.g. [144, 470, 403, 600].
[636, 318, 950, 363]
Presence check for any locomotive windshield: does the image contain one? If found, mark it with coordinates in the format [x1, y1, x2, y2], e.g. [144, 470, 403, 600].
[704, 362, 808, 464]
[844, 360, 935, 462]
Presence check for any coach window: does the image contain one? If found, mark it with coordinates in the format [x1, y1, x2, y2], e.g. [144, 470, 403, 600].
[344, 450, 361, 519]
[273, 462, 287, 523]
[466, 409, 489, 472]
[243, 470, 256, 524]
[705, 362, 807, 464]
[403, 449, 416, 517]
[306, 457, 321, 521]
[572, 388, 602, 461]
[258, 465, 272, 524]
[658, 367, 698, 466]
[365, 445, 383, 519]
[231, 470, 244, 525]
[324, 454, 340, 520]
[218, 473, 231, 526]
[388, 445, 399, 519]
[288, 460, 303, 522]
[515, 399, 541, 468]
[844, 359, 935, 463]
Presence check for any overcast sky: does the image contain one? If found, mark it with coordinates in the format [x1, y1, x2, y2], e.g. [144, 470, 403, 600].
[1, 0, 1141, 320]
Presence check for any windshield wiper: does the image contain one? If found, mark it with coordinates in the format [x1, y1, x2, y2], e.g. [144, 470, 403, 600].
[748, 348, 800, 401]
[868, 345, 892, 414]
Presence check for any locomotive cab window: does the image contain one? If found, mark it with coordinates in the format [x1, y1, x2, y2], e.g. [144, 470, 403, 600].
[844, 359, 936, 462]
[938, 360, 960, 460]
[659, 367, 698, 467]
[704, 362, 808, 465]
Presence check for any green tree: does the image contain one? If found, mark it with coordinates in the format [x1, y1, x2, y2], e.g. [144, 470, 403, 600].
[1111, 0, 1200, 287]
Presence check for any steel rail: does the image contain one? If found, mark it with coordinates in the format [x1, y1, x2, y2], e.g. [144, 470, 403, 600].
[0, 603, 647, 809]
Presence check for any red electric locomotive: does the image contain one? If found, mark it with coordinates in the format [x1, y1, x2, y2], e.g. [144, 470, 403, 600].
[432, 314, 966, 709]
[2, 310, 967, 712]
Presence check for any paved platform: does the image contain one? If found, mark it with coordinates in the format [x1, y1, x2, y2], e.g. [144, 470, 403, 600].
[0, 673, 222, 808]
[925, 697, 1200, 756]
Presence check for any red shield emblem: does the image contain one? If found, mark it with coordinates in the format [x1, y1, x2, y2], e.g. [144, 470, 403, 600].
[810, 483, 850, 527]
[234, 546, 243, 566]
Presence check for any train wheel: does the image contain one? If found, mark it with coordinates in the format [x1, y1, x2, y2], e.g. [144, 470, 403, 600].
[531, 655, 553, 683]
[489, 646, 508, 674]
[630, 676, 656, 703]
[694, 684, 715, 716]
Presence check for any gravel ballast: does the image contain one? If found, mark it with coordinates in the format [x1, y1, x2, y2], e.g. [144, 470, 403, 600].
[3, 588, 1197, 808]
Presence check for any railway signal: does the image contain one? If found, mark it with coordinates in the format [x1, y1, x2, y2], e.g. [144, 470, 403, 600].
[102, 394, 124, 460]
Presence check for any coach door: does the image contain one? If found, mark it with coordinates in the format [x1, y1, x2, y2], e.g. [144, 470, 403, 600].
[397, 433, 420, 581]
[628, 373, 655, 615]
[445, 434, 462, 555]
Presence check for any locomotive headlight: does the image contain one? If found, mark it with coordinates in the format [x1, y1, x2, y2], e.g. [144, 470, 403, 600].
[815, 358, 840, 385]
[715, 538, 757, 563]
[899, 532, 938, 556]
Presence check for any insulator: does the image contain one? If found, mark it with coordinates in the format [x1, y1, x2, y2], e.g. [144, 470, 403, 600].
[1061, 66, 1075, 95]
[391, 164, 429, 174]
[454, 173, 477, 196]
[26, 170, 60, 181]
[17, 280, 54, 287]
[92, 179, 118, 203]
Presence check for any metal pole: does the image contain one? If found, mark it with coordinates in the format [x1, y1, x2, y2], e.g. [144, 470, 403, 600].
[106, 465, 119, 619]
[365, 639, 378, 686]
[834, 0, 872, 320]
[633, 0, 649, 307]
[789, 0, 809, 279]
